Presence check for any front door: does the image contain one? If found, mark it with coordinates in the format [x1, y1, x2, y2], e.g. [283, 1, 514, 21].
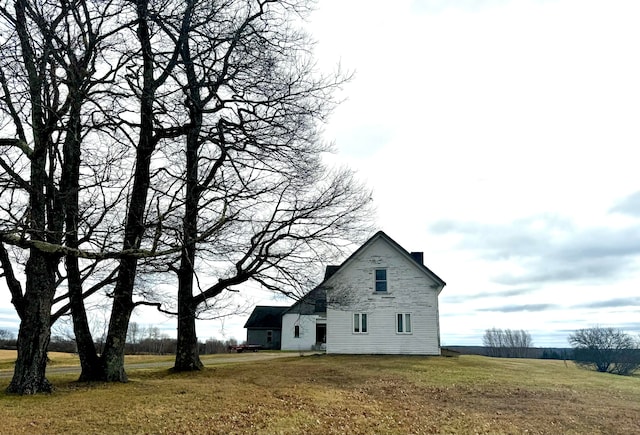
[316, 324, 326, 344]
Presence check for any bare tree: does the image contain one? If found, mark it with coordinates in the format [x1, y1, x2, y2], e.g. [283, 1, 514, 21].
[0, 0, 119, 393]
[569, 326, 640, 376]
[94, 0, 197, 383]
[483, 328, 533, 358]
[129, 0, 372, 371]
[0, 0, 175, 389]
[126, 322, 141, 347]
[0, 0, 371, 391]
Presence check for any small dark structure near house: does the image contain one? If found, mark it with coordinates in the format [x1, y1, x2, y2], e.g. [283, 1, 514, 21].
[243, 306, 288, 350]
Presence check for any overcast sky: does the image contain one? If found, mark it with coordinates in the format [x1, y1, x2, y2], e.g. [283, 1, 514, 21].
[2, 0, 640, 347]
[305, 0, 640, 346]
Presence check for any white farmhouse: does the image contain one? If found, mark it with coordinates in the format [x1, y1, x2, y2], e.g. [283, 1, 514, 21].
[246, 231, 446, 355]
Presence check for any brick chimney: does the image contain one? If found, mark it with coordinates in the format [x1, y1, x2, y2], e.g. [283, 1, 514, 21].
[410, 252, 424, 265]
[324, 265, 340, 280]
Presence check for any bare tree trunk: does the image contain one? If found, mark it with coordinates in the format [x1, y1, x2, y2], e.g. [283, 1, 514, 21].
[170, 0, 370, 369]
[173, 35, 204, 372]
[62, 99, 101, 381]
[100, 272, 135, 381]
[173, 161, 204, 371]
[175, 298, 202, 371]
[94, 0, 156, 378]
[6, 0, 59, 393]
[97, 0, 192, 381]
[7, 252, 55, 394]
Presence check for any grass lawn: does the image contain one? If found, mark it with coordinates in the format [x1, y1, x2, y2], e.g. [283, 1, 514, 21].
[0, 352, 639, 434]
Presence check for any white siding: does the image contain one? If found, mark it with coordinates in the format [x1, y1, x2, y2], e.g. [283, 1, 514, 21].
[326, 236, 442, 355]
[281, 313, 324, 351]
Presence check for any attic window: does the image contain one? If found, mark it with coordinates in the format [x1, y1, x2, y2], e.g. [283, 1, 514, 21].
[375, 269, 387, 292]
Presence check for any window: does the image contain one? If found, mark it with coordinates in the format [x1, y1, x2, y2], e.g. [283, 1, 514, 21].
[294, 325, 300, 338]
[267, 330, 273, 343]
[397, 313, 412, 334]
[353, 313, 368, 333]
[375, 269, 387, 292]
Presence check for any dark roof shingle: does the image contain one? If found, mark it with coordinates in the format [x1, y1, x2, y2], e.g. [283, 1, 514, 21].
[243, 306, 289, 329]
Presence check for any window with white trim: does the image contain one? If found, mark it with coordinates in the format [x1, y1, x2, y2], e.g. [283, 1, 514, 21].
[396, 313, 412, 334]
[375, 269, 387, 292]
[353, 313, 368, 333]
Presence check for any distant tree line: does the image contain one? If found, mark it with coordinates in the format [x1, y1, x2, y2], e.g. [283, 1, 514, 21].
[122, 322, 237, 355]
[1, 325, 238, 355]
[0, 329, 16, 349]
[444, 344, 573, 360]
[124, 336, 239, 355]
[123, 322, 239, 355]
[540, 348, 573, 360]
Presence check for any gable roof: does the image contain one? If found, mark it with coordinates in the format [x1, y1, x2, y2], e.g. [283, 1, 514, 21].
[282, 287, 326, 315]
[243, 306, 289, 329]
[325, 230, 446, 289]
[284, 231, 447, 312]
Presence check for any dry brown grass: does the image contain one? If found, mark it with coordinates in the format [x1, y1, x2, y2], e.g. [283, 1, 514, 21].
[0, 350, 82, 370]
[0, 354, 639, 434]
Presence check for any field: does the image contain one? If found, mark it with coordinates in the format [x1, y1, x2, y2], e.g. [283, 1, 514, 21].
[0, 351, 639, 434]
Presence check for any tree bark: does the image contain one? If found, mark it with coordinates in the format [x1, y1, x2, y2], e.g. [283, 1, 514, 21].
[96, 0, 193, 381]
[62, 98, 101, 381]
[7, 251, 55, 394]
[6, 0, 60, 393]
[173, 164, 204, 372]
[174, 298, 203, 371]
[173, 34, 204, 372]
[96, 1, 155, 381]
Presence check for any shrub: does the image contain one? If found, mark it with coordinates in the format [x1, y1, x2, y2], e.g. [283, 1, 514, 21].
[569, 327, 640, 376]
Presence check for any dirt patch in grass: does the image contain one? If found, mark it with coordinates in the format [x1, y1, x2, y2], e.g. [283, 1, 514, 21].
[0, 354, 638, 434]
